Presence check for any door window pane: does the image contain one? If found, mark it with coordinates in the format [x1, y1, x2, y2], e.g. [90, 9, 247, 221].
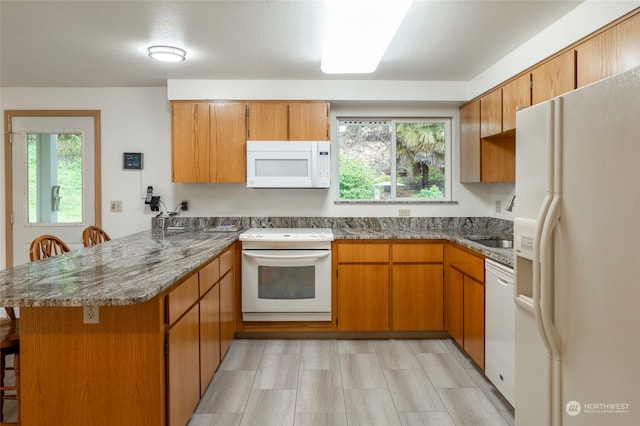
[27, 132, 83, 224]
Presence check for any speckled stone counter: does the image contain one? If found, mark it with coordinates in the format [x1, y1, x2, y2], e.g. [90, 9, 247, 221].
[0, 216, 513, 308]
[0, 228, 240, 307]
[161, 215, 514, 266]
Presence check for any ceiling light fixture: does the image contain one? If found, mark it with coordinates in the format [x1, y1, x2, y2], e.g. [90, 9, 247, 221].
[321, 0, 412, 74]
[147, 45, 187, 63]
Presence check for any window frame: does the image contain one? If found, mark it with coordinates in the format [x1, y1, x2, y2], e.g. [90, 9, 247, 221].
[336, 116, 453, 203]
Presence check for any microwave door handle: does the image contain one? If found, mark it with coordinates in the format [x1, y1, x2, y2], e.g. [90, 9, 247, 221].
[242, 251, 330, 260]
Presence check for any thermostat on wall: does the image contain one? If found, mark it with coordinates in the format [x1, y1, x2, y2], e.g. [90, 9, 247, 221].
[123, 152, 143, 170]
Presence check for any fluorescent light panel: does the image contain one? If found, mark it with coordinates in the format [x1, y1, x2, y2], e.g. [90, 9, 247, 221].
[321, 0, 412, 74]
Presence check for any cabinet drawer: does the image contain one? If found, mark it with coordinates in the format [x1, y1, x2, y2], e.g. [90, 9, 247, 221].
[167, 273, 200, 326]
[392, 243, 443, 263]
[219, 247, 234, 276]
[199, 258, 220, 296]
[447, 245, 484, 282]
[337, 243, 389, 263]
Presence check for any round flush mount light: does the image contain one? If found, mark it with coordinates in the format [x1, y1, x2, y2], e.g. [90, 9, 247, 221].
[147, 45, 187, 62]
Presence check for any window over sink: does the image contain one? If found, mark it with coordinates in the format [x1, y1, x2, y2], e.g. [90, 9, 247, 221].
[337, 118, 451, 202]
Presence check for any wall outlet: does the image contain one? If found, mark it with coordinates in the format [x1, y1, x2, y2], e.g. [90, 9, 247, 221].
[110, 200, 123, 212]
[495, 200, 501, 214]
[398, 208, 410, 217]
[83, 305, 99, 324]
[180, 200, 189, 211]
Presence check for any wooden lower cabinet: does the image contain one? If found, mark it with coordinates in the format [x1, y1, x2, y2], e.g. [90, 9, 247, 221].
[167, 306, 201, 426]
[337, 264, 390, 331]
[336, 241, 444, 332]
[220, 268, 235, 357]
[445, 244, 485, 369]
[199, 284, 221, 396]
[444, 266, 464, 346]
[392, 264, 443, 330]
[463, 275, 485, 369]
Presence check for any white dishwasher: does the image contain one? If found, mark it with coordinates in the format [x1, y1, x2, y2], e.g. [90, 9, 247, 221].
[485, 259, 515, 406]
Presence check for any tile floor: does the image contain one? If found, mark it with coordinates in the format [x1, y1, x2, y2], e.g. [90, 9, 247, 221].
[189, 338, 514, 426]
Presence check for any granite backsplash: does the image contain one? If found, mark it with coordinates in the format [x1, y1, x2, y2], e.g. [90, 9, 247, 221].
[152, 216, 513, 237]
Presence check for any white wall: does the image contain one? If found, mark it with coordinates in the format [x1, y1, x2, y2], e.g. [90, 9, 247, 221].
[0, 87, 511, 268]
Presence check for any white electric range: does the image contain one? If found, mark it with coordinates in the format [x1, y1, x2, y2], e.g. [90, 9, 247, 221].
[239, 228, 334, 322]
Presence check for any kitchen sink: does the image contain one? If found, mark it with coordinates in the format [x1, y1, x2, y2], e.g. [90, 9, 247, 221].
[467, 238, 514, 249]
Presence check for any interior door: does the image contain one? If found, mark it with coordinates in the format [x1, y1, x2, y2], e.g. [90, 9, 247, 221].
[8, 114, 99, 266]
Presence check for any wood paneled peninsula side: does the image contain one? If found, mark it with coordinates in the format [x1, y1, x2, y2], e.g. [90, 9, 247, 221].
[0, 229, 239, 426]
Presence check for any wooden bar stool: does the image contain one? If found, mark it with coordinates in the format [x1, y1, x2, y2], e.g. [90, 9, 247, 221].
[82, 226, 111, 247]
[0, 308, 19, 425]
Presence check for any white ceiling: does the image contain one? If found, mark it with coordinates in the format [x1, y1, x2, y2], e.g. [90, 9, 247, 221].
[0, 0, 584, 88]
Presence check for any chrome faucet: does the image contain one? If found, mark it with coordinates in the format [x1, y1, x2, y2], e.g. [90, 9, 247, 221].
[505, 192, 516, 212]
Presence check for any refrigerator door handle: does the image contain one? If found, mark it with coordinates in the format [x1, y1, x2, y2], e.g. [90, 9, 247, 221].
[539, 192, 563, 426]
[532, 193, 554, 353]
[539, 194, 562, 357]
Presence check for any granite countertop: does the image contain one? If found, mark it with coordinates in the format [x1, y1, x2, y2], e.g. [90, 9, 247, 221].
[0, 220, 513, 308]
[0, 229, 240, 307]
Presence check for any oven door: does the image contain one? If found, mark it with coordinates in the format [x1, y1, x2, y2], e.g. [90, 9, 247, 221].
[242, 249, 331, 321]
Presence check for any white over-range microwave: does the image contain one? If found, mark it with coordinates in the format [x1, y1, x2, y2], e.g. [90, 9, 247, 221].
[246, 141, 330, 188]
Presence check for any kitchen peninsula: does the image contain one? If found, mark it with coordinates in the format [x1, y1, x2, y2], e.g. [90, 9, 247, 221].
[0, 229, 239, 426]
[0, 217, 513, 425]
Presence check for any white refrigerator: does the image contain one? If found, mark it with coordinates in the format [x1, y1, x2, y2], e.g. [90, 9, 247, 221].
[514, 66, 640, 426]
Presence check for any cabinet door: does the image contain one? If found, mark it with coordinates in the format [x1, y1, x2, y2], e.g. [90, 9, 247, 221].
[167, 306, 200, 426]
[444, 266, 463, 347]
[210, 103, 247, 183]
[247, 102, 288, 140]
[219, 269, 235, 358]
[289, 102, 330, 141]
[463, 275, 485, 369]
[480, 89, 502, 138]
[502, 73, 531, 132]
[199, 284, 220, 396]
[171, 102, 210, 183]
[480, 136, 515, 183]
[532, 50, 576, 105]
[337, 264, 389, 331]
[459, 100, 481, 183]
[577, 13, 640, 87]
[617, 13, 640, 77]
[392, 264, 443, 331]
[338, 242, 389, 263]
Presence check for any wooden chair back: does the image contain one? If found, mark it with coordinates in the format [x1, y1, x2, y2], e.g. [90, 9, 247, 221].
[82, 226, 111, 247]
[29, 234, 71, 261]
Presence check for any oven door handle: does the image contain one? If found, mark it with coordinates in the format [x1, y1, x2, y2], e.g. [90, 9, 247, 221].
[242, 251, 330, 260]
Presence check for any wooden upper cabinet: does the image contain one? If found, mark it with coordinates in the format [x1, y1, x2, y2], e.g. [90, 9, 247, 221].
[247, 101, 330, 141]
[617, 12, 640, 76]
[531, 50, 576, 105]
[502, 73, 531, 132]
[289, 102, 330, 140]
[459, 100, 481, 183]
[247, 102, 288, 140]
[480, 89, 502, 138]
[171, 101, 247, 183]
[576, 12, 640, 88]
[210, 103, 247, 183]
[172, 102, 210, 183]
